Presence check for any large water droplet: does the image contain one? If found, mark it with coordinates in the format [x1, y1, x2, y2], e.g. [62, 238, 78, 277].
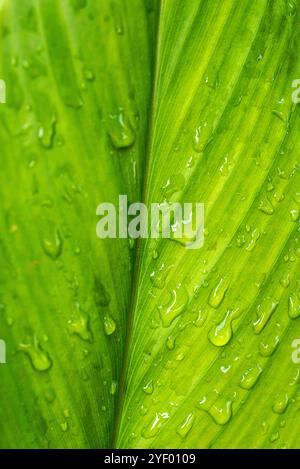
[142, 412, 169, 438]
[19, 335, 52, 372]
[150, 262, 173, 289]
[253, 298, 278, 334]
[246, 228, 260, 252]
[208, 308, 241, 347]
[108, 109, 135, 149]
[198, 392, 233, 426]
[103, 315, 116, 336]
[158, 283, 189, 327]
[258, 197, 274, 215]
[239, 364, 262, 390]
[143, 380, 154, 395]
[259, 335, 279, 357]
[176, 413, 194, 438]
[288, 293, 300, 319]
[161, 174, 185, 200]
[41, 224, 63, 260]
[110, 380, 118, 396]
[68, 311, 93, 342]
[272, 393, 289, 414]
[208, 277, 229, 309]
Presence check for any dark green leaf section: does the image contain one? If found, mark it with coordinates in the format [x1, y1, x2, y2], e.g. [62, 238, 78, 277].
[0, 0, 157, 448]
[116, 0, 300, 449]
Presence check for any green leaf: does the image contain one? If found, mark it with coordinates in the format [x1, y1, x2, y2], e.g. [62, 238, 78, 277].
[1, 0, 300, 450]
[0, 0, 158, 448]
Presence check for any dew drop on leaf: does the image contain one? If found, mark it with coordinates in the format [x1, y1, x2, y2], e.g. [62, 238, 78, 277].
[208, 276, 229, 309]
[142, 412, 169, 439]
[269, 431, 280, 443]
[109, 381, 118, 396]
[259, 335, 279, 357]
[290, 209, 300, 222]
[158, 283, 189, 327]
[258, 197, 274, 215]
[103, 315, 116, 336]
[272, 393, 289, 414]
[68, 312, 93, 342]
[161, 174, 185, 199]
[19, 335, 52, 372]
[253, 297, 278, 334]
[142, 380, 154, 395]
[288, 292, 300, 319]
[208, 308, 240, 347]
[246, 228, 260, 252]
[239, 364, 262, 390]
[60, 422, 69, 432]
[166, 336, 175, 350]
[108, 109, 135, 149]
[176, 413, 194, 439]
[198, 392, 233, 426]
[41, 222, 63, 260]
[83, 68, 95, 82]
[150, 262, 173, 289]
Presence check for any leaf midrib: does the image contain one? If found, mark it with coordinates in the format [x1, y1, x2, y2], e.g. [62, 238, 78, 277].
[111, 0, 162, 448]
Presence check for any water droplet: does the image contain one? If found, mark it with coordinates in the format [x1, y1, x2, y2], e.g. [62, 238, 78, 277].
[286, 0, 297, 16]
[161, 174, 185, 200]
[110, 381, 118, 396]
[208, 277, 229, 309]
[143, 380, 154, 395]
[272, 393, 289, 414]
[19, 335, 52, 372]
[142, 412, 169, 438]
[193, 309, 208, 328]
[270, 431, 280, 443]
[103, 315, 116, 335]
[198, 392, 233, 426]
[38, 117, 57, 149]
[208, 308, 241, 347]
[158, 283, 189, 327]
[272, 110, 286, 123]
[60, 421, 69, 432]
[166, 336, 175, 350]
[150, 263, 173, 289]
[259, 335, 279, 357]
[290, 209, 300, 222]
[41, 224, 63, 260]
[253, 297, 278, 334]
[293, 192, 300, 205]
[239, 364, 262, 390]
[152, 249, 159, 260]
[288, 293, 300, 319]
[68, 311, 92, 342]
[258, 197, 274, 215]
[108, 109, 135, 149]
[246, 228, 260, 252]
[176, 413, 194, 438]
[280, 274, 290, 288]
[111, 1, 124, 35]
[83, 68, 95, 82]
[219, 155, 233, 176]
[193, 123, 212, 152]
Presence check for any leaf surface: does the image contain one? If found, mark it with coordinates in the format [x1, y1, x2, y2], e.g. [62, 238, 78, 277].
[1, 0, 300, 450]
